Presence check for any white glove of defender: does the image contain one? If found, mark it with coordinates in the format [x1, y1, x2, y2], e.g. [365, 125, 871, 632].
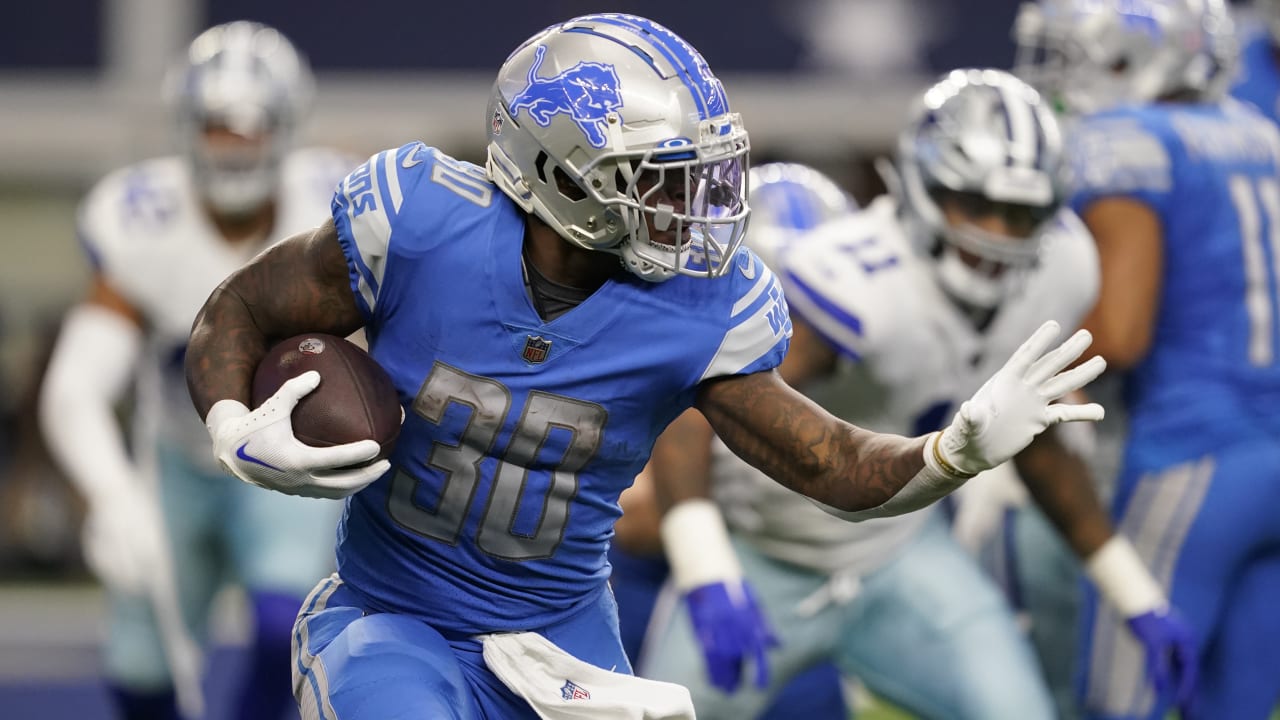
[937, 320, 1106, 477]
[81, 482, 166, 596]
[205, 371, 390, 499]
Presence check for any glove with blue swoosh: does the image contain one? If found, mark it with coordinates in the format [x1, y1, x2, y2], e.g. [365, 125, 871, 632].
[205, 371, 390, 499]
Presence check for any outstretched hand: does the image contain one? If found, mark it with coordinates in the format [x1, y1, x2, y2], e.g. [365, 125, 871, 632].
[938, 320, 1107, 477]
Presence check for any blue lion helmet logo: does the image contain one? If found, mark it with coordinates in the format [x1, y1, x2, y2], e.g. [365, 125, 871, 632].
[508, 45, 623, 149]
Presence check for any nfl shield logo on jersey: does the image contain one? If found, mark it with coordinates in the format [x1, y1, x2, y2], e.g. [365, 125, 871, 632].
[522, 335, 552, 364]
[560, 679, 591, 701]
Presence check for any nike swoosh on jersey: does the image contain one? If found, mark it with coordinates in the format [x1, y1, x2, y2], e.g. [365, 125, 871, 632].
[402, 144, 426, 168]
[236, 442, 282, 471]
[739, 252, 757, 280]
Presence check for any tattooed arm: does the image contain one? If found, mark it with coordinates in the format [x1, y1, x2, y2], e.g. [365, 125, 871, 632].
[697, 320, 1107, 517]
[186, 218, 363, 420]
[185, 218, 387, 499]
[696, 370, 926, 513]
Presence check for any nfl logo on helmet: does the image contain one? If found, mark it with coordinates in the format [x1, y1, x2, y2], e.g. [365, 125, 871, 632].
[560, 679, 591, 701]
[522, 335, 552, 364]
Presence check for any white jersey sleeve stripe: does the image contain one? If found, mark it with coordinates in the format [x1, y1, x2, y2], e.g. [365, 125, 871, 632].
[730, 259, 774, 318]
[382, 149, 404, 214]
[336, 151, 398, 316]
[700, 277, 791, 382]
[342, 153, 393, 259]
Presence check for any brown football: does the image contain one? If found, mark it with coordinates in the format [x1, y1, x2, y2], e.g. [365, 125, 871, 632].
[251, 334, 401, 460]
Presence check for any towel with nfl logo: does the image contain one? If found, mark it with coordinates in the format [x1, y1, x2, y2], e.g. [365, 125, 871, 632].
[480, 632, 695, 719]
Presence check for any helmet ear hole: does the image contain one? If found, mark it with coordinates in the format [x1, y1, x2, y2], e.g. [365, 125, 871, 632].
[552, 166, 587, 202]
[533, 151, 587, 203]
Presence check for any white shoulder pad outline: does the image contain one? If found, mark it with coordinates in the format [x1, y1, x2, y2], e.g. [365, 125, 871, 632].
[333, 143, 427, 316]
[698, 247, 792, 382]
[778, 200, 909, 361]
[1069, 115, 1172, 200]
[77, 157, 187, 277]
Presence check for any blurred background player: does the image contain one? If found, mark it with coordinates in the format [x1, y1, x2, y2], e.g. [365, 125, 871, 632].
[1019, 1, 1280, 718]
[640, 68, 1191, 720]
[1232, 0, 1280, 122]
[609, 162, 858, 719]
[38, 21, 349, 720]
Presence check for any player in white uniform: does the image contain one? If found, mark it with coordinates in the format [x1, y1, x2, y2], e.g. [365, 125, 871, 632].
[641, 69, 1192, 720]
[39, 22, 349, 720]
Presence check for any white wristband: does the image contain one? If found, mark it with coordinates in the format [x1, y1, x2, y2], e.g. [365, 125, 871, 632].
[659, 499, 742, 591]
[1084, 535, 1167, 618]
[926, 431, 978, 480]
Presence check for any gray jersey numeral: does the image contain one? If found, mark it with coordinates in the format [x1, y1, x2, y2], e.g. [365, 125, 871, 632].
[389, 362, 607, 560]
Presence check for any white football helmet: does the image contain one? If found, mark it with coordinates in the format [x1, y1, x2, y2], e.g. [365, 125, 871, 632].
[1013, 0, 1236, 115]
[746, 162, 857, 268]
[166, 21, 314, 217]
[894, 69, 1064, 310]
[486, 14, 751, 282]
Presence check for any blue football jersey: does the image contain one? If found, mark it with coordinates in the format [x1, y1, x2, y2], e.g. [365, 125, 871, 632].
[1231, 26, 1280, 126]
[329, 142, 790, 634]
[1068, 102, 1280, 464]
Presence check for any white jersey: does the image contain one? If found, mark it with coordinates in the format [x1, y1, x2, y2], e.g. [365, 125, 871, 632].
[78, 148, 353, 472]
[713, 195, 1099, 574]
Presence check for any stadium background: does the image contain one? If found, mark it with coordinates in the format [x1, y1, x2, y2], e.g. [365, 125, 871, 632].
[0, 0, 1249, 717]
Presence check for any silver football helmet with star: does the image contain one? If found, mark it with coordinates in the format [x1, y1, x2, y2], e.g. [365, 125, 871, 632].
[893, 68, 1065, 310]
[486, 14, 751, 282]
[166, 21, 314, 217]
[1013, 0, 1236, 115]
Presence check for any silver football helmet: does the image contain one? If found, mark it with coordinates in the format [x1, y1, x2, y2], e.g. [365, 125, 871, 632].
[1013, 0, 1236, 115]
[166, 21, 314, 217]
[486, 14, 750, 282]
[894, 69, 1064, 310]
[746, 163, 856, 268]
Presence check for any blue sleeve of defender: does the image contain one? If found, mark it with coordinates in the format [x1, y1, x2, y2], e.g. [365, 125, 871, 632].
[331, 142, 430, 321]
[1068, 112, 1175, 217]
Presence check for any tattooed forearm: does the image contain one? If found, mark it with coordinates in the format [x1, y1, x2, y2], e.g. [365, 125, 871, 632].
[185, 219, 364, 420]
[696, 370, 926, 512]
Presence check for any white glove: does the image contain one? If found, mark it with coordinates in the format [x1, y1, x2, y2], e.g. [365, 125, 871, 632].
[936, 320, 1106, 477]
[81, 482, 166, 596]
[206, 371, 390, 499]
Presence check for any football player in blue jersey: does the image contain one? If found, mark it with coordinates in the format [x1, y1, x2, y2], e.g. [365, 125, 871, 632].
[184, 14, 1108, 719]
[1018, 1, 1280, 719]
[608, 163, 857, 719]
[1232, 0, 1280, 123]
[38, 22, 349, 720]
